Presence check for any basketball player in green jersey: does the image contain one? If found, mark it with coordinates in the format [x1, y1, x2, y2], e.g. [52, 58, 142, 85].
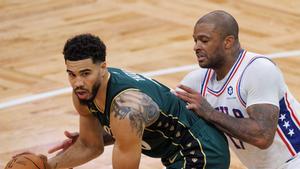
[46, 33, 230, 169]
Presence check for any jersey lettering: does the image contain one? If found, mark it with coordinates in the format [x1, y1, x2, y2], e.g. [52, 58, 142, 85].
[216, 106, 245, 149]
[103, 125, 112, 136]
[233, 109, 244, 118]
[141, 140, 151, 150]
[124, 70, 145, 82]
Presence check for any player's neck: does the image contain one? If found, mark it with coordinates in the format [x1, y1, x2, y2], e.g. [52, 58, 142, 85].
[95, 71, 110, 113]
[215, 48, 241, 81]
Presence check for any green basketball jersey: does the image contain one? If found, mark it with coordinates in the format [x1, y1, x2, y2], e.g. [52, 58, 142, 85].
[87, 67, 229, 168]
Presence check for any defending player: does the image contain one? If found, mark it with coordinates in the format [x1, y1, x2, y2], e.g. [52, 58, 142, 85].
[176, 10, 300, 169]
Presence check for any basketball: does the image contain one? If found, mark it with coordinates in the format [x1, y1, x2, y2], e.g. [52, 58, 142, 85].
[4, 153, 46, 169]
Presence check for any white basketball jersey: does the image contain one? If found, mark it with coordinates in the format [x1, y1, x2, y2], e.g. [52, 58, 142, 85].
[181, 50, 300, 169]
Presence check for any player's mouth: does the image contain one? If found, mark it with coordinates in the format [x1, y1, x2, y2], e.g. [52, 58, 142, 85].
[75, 90, 89, 100]
[196, 52, 207, 62]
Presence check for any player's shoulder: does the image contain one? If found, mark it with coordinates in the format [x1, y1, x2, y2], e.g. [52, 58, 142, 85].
[180, 68, 207, 91]
[246, 52, 276, 67]
[184, 68, 208, 80]
[112, 89, 160, 126]
[114, 89, 156, 107]
[242, 52, 283, 85]
[243, 51, 278, 74]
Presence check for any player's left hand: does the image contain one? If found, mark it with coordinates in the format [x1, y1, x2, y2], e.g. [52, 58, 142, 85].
[48, 131, 79, 155]
[175, 84, 215, 120]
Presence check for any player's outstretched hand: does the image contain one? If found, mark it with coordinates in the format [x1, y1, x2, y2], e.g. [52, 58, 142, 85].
[175, 84, 215, 120]
[48, 131, 79, 154]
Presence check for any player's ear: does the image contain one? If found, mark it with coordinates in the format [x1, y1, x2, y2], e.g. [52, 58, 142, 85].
[224, 35, 235, 49]
[99, 61, 107, 77]
[100, 61, 106, 69]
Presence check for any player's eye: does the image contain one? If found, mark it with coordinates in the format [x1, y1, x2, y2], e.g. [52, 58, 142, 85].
[68, 72, 75, 78]
[81, 72, 90, 77]
[201, 38, 209, 43]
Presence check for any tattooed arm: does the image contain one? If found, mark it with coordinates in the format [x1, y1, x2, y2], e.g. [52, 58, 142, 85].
[175, 60, 284, 149]
[110, 90, 160, 169]
[176, 85, 279, 149]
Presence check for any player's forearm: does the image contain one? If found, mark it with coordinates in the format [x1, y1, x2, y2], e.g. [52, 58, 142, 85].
[112, 145, 140, 169]
[48, 138, 103, 168]
[208, 110, 273, 149]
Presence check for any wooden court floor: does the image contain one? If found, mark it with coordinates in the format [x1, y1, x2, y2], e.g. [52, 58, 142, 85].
[0, 0, 300, 168]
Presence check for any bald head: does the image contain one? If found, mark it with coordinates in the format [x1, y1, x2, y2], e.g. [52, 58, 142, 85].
[196, 10, 239, 40]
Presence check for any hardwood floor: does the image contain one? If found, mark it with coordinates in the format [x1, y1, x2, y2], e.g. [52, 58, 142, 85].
[0, 1, 299, 168]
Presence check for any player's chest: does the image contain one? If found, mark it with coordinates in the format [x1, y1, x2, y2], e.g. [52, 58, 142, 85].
[204, 81, 249, 119]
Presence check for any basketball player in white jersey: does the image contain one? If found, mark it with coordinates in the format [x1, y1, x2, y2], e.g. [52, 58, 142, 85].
[175, 10, 300, 169]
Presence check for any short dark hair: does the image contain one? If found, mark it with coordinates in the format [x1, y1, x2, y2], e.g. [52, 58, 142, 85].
[63, 33, 106, 63]
[197, 10, 239, 40]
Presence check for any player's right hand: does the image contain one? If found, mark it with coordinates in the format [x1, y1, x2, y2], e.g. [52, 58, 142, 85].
[48, 131, 79, 154]
[175, 84, 215, 121]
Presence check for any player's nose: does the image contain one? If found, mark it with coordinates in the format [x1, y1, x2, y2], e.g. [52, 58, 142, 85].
[74, 77, 84, 88]
[193, 40, 203, 52]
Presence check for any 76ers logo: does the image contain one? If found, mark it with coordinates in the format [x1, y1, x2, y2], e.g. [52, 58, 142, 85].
[227, 86, 233, 95]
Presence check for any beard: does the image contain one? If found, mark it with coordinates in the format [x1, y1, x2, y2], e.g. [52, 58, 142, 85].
[76, 80, 101, 106]
[202, 54, 225, 69]
[197, 47, 226, 70]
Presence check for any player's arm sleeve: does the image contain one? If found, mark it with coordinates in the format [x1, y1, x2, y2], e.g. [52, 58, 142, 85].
[179, 69, 206, 93]
[240, 58, 285, 108]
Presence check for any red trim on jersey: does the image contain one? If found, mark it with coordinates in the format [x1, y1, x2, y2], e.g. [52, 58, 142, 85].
[285, 92, 300, 127]
[277, 127, 296, 156]
[207, 50, 247, 97]
[202, 69, 212, 97]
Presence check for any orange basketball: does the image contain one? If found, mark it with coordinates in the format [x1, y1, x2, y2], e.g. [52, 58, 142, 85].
[4, 153, 46, 169]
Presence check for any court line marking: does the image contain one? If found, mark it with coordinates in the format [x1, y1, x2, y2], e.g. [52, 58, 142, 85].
[0, 50, 300, 110]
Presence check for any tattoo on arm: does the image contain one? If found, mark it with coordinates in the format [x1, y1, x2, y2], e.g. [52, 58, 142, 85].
[246, 104, 279, 140]
[212, 104, 279, 146]
[111, 91, 160, 138]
